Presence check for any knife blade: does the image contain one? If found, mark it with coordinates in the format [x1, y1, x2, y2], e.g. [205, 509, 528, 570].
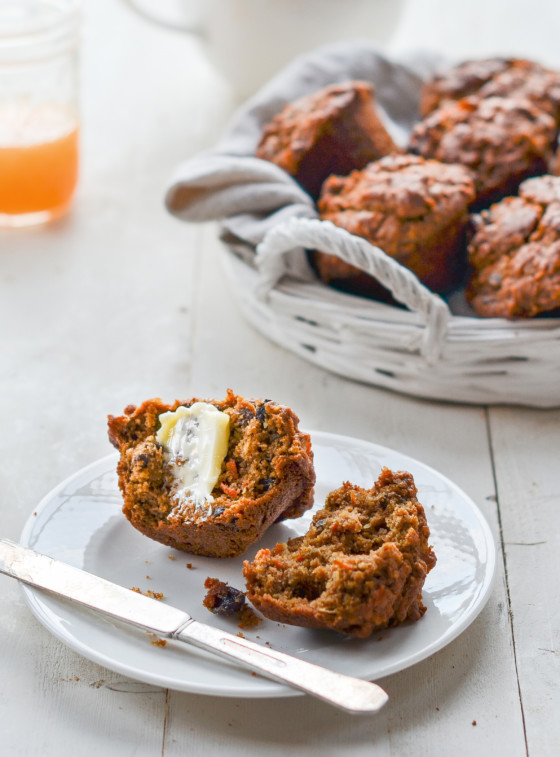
[0, 538, 388, 714]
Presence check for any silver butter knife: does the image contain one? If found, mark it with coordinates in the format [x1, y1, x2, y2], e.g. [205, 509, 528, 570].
[0, 538, 388, 714]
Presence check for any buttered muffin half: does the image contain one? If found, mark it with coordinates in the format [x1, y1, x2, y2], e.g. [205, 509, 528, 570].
[108, 390, 315, 558]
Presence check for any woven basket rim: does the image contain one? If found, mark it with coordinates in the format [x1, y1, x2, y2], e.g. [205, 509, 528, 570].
[257, 216, 560, 330]
[219, 225, 560, 408]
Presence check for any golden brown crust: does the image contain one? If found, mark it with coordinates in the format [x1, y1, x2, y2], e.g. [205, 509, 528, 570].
[420, 57, 511, 115]
[409, 96, 556, 206]
[256, 81, 399, 199]
[466, 175, 560, 317]
[108, 390, 315, 558]
[420, 58, 560, 125]
[243, 468, 436, 638]
[315, 153, 475, 296]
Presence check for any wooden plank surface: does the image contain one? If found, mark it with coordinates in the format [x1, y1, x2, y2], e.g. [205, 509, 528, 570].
[488, 407, 560, 757]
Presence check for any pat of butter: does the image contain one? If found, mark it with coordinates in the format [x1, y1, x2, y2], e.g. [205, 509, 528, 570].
[156, 402, 230, 512]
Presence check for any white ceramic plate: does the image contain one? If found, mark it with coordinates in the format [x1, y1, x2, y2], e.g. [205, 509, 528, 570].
[19, 431, 496, 698]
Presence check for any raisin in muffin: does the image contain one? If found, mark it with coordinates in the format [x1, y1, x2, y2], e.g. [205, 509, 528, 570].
[409, 96, 556, 207]
[243, 468, 436, 638]
[108, 390, 315, 558]
[467, 174, 560, 318]
[256, 80, 399, 200]
[313, 153, 475, 297]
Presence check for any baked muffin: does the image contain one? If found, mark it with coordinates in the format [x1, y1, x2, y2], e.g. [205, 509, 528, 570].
[420, 58, 560, 124]
[108, 390, 315, 558]
[478, 63, 560, 127]
[243, 468, 436, 638]
[467, 174, 560, 318]
[314, 153, 475, 297]
[410, 95, 557, 206]
[420, 57, 514, 116]
[255, 81, 399, 200]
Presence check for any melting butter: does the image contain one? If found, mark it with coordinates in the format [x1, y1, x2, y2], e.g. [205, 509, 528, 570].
[156, 402, 230, 515]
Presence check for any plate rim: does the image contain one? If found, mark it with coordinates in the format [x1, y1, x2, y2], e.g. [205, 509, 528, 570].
[19, 430, 497, 697]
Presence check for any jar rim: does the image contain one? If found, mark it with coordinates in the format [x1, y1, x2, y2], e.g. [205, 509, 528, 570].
[0, 0, 81, 60]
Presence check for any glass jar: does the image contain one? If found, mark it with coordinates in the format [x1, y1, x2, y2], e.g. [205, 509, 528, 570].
[0, 0, 81, 227]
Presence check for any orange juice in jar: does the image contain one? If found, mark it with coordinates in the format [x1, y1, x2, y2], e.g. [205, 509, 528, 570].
[0, 0, 81, 227]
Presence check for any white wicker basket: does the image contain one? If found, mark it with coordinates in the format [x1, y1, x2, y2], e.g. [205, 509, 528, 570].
[221, 216, 560, 407]
[166, 41, 560, 407]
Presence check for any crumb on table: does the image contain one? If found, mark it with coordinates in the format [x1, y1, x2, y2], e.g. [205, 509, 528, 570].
[147, 632, 167, 647]
[130, 586, 164, 600]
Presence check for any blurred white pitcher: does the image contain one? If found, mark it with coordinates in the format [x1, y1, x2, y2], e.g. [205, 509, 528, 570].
[203, 0, 406, 98]
[124, 0, 405, 99]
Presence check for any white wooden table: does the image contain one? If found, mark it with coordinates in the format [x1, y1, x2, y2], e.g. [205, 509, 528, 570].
[1, 1, 558, 754]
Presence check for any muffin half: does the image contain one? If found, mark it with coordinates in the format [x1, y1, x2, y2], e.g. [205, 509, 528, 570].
[243, 468, 436, 638]
[314, 153, 475, 297]
[108, 390, 315, 558]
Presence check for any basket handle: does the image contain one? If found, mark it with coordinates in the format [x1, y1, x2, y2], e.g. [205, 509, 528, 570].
[255, 217, 451, 364]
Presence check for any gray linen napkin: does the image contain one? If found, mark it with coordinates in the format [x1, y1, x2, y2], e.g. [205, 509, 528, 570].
[165, 40, 442, 281]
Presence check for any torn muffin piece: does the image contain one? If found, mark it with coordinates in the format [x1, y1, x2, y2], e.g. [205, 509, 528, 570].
[203, 577, 263, 628]
[409, 95, 556, 207]
[243, 468, 436, 638]
[203, 577, 246, 615]
[108, 390, 315, 558]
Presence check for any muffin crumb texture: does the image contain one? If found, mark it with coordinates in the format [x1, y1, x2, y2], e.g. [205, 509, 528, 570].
[243, 468, 436, 638]
[107, 390, 315, 558]
[315, 153, 475, 296]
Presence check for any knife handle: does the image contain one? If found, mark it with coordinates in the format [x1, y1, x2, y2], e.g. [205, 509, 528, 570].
[174, 619, 388, 714]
